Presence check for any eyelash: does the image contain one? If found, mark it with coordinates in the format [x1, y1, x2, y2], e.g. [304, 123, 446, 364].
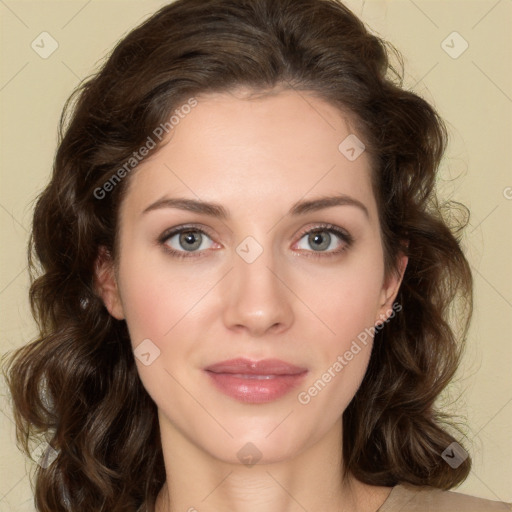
[157, 223, 354, 260]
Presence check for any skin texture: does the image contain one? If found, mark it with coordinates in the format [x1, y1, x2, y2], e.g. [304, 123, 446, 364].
[96, 88, 408, 512]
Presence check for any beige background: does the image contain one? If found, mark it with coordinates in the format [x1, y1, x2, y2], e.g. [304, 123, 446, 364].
[1, 0, 511, 510]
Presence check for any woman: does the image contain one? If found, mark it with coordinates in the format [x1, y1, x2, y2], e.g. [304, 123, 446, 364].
[3, 0, 511, 510]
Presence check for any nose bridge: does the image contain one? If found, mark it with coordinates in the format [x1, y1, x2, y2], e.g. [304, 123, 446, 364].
[221, 236, 293, 336]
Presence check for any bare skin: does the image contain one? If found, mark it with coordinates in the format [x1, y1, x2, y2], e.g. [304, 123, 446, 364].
[96, 87, 407, 512]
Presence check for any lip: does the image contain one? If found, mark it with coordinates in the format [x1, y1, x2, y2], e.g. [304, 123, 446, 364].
[204, 358, 308, 403]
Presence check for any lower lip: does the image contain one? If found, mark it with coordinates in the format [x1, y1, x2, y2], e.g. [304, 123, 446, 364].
[205, 371, 308, 403]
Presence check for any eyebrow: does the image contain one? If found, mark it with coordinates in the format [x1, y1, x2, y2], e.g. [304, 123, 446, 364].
[142, 194, 369, 220]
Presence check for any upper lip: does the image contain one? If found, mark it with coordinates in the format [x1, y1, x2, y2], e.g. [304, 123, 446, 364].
[204, 358, 308, 375]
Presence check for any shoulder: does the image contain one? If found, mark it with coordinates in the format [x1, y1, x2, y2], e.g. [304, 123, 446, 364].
[379, 483, 512, 512]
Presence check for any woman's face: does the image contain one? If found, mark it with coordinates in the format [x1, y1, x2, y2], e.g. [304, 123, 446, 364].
[98, 88, 406, 465]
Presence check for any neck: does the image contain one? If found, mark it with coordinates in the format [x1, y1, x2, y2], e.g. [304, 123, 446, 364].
[155, 415, 391, 512]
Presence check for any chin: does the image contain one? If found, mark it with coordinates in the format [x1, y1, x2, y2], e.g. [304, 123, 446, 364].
[197, 420, 321, 467]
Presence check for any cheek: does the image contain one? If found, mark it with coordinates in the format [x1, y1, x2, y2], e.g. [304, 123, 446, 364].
[299, 255, 385, 342]
[292, 250, 384, 404]
[117, 251, 216, 344]
[295, 267, 380, 415]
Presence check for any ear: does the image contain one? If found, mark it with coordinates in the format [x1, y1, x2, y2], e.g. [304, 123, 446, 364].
[94, 246, 125, 320]
[375, 251, 408, 326]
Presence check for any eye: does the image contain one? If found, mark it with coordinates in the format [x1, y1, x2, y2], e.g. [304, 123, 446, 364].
[158, 226, 217, 258]
[157, 223, 353, 259]
[294, 224, 353, 256]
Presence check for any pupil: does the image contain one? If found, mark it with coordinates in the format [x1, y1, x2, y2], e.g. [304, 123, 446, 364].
[180, 231, 201, 251]
[309, 231, 330, 251]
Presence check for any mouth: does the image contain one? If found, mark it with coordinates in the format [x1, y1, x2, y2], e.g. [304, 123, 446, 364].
[204, 358, 308, 403]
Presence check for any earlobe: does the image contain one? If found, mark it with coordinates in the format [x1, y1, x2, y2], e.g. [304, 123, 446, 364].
[376, 252, 408, 325]
[94, 246, 125, 320]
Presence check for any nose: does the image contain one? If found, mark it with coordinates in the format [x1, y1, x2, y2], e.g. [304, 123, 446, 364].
[221, 245, 294, 337]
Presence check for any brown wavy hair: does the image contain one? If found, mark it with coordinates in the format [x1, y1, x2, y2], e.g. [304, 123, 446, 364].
[2, 0, 474, 510]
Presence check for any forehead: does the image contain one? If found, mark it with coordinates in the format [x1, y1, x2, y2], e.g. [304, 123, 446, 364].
[120, 88, 377, 222]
